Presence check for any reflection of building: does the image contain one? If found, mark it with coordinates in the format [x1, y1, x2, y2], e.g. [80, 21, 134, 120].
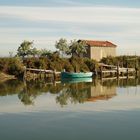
[87, 82, 116, 102]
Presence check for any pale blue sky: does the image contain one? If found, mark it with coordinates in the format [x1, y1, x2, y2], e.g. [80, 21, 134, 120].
[0, 0, 140, 7]
[0, 0, 140, 56]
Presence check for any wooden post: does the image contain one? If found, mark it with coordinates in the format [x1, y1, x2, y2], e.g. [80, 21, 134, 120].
[135, 60, 138, 77]
[126, 61, 129, 79]
[39, 70, 42, 79]
[44, 72, 47, 80]
[94, 68, 97, 76]
[33, 73, 36, 80]
[117, 62, 119, 78]
[23, 66, 26, 81]
[53, 69, 56, 80]
[100, 66, 103, 79]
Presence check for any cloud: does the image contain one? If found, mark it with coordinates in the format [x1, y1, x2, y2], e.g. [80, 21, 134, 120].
[0, 6, 140, 56]
[0, 6, 140, 24]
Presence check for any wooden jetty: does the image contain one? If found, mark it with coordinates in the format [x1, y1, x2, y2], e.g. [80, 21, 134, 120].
[23, 67, 61, 81]
[98, 63, 138, 79]
[23, 60, 138, 81]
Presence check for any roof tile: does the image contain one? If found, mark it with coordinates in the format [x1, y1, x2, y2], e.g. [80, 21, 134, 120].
[80, 40, 117, 48]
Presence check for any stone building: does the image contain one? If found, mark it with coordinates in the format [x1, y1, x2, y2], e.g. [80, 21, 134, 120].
[79, 40, 117, 61]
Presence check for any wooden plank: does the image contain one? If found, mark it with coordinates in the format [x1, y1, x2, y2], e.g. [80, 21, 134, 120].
[26, 68, 61, 75]
[26, 68, 53, 73]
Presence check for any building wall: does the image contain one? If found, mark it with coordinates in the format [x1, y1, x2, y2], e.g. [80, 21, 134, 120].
[89, 47, 116, 61]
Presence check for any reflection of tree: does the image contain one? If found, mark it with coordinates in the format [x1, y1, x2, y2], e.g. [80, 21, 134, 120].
[56, 88, 69, 106]
[0, 77, 140, 106]
[56, 83, 91, 106]
[0, 80, 24, 96]
[48, 83, 64, 94]
[18, 89, 34, 105]
[102, 77, 140, 87]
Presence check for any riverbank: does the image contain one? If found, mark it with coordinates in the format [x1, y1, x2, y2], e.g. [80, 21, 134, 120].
[0, 72, 16, 83]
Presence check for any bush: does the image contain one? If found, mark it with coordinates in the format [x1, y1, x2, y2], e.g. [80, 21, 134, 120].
[84, 58, 98, 71]
[23, 57, 49, 69]
[69, 56, 90, 72]
[100, 55, 140, 69]
[0, 57, 24, 77]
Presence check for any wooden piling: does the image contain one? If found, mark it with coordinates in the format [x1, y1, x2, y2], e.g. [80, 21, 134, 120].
[23, 66, 26, 81]
[126, 61, 129, 79]
[135, 60, 138, 77]
[117, 62, 119, 78]
[53, 69, 56, 80]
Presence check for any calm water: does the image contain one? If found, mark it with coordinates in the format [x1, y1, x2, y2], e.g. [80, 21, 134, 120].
[0, 78, 140, 140]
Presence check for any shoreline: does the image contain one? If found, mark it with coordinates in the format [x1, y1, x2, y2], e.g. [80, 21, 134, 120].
[0, 72, 17, 83]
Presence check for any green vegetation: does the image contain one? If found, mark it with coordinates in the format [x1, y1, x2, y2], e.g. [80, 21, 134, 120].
[0, 57, 24, 77]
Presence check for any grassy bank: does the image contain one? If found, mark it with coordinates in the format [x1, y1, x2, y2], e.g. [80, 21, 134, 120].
[0, 57, 24, 78]
[0, 72, 16, 82]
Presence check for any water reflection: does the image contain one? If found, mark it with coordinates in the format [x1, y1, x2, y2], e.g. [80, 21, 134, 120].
[0, 77, 140, 106]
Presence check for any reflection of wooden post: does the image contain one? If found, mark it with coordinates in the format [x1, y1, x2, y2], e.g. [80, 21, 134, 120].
[117, 78, 119, 86]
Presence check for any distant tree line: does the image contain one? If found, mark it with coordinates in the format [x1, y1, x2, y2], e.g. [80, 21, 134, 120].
[16, 39, 87, 58]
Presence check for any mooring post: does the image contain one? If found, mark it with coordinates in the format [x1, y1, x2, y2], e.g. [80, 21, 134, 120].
[23, 66, 26, 81]
[126, 61, 129, 79]
[135, 60, 138, 77]
[53, 69, 56, 80]
[39, 70, 42, 79]
[100, 66, 103, 79]
[44, 72, 47, 80]
[33, 73, 36, 81]
[94, 68, 97, 76]
[117, 62, 119, 78]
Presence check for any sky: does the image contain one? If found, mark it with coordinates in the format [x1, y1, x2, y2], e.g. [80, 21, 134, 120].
[0, 0, 140, 56]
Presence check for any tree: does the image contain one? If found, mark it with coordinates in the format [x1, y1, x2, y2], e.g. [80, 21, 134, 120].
[40, 49, 52, 57]
[55, 38, 69, 57]
[17, 41, 34, 58]
[30, 47, 39, 57]
[69, 40, 87, 57]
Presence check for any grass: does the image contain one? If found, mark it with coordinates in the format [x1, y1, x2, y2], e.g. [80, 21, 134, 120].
[0, 72, 16, 82]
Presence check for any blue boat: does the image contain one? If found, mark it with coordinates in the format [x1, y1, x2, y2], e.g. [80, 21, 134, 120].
[61, 72, 93, 78]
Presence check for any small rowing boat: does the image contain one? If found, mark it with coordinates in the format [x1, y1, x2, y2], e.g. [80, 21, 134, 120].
[61, 72, 93, 78]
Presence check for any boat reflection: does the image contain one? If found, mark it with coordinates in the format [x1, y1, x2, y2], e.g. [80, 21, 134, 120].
[61, 77, 93, 83]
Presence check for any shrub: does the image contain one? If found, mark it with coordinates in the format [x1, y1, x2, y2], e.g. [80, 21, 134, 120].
[84, 58, 98, 71]
[0, 57, 24, 77]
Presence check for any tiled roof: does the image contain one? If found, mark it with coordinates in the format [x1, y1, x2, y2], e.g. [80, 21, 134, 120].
[79, 40, 117, 48]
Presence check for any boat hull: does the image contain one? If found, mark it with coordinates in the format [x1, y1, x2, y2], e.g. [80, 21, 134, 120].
[61, 72, 93, 78]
